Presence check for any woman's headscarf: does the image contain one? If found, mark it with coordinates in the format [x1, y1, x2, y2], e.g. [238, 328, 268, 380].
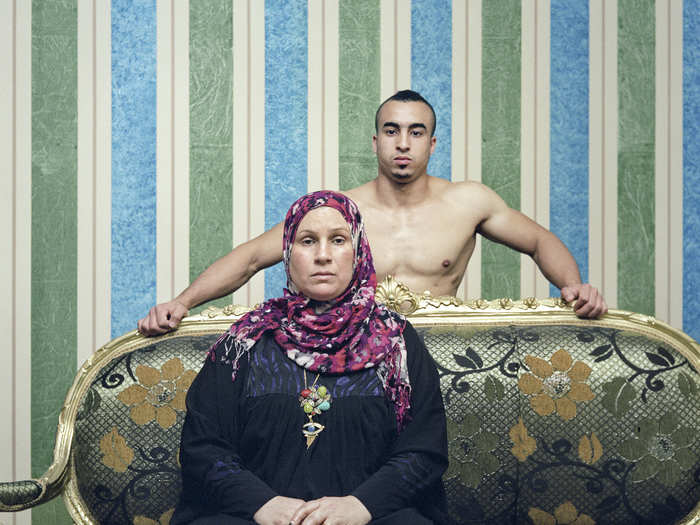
[211, 190, 411, 429]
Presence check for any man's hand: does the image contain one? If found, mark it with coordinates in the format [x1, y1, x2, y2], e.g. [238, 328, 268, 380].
[253, 496, 306, 525]
[290, 496, 371, 525]
[561, 284, 608, 319]
[137, 300, 189, 336]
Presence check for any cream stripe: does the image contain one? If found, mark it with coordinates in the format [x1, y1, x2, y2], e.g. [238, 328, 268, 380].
[0, 2, 15, 515]
[308, 0, 323, 193]
[395, 0, 411, 91]
[589, 0, 604, 294]
[466, 0, 482, 300]
[156, 0, 174, 304]
[77, 0, 96, 366]
[324, 1, 339, 191]
[589, 0, 618, 308]
[380, 0, 411, 100]
[173, 0, 190, 295]
[535, 0, 550, 299]
[520, 0, 551, 299]
[668, 0, 684, 329]
[94, 0, 111, 348]
[15, 1, 32, 523]
[602, 0, 618, 308]
[520, 0, 537, 299]
[247, 0, 266, 305]
[452, 0, 467, 299]
[380, 0, 396, 100]
[655, 0, 670, 323]
[232, 0, 250, 307]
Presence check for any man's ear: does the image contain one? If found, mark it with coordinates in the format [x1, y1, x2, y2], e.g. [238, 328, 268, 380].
[372, 135, 378, 153]
[430, 135, 437, 154]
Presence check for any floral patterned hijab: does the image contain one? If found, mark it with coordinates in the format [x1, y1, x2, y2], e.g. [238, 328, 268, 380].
[213, 191, 411, 428]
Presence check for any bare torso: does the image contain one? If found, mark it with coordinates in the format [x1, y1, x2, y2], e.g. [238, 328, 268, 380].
[345, 176, 487, 296]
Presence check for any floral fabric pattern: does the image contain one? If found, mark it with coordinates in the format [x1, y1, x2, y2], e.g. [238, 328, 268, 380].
[518, 348, 595, 420]
[619, 412, 695, 486]
[117, 357, 197, 429]
[528, 501, 595, 525]
[444, 414, 500, 488]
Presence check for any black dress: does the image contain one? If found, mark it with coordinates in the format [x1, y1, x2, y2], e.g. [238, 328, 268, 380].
[172, 322, 448, 524]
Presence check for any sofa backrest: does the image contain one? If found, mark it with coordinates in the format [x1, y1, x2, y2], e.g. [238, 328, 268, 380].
[58, 292, 700, 524]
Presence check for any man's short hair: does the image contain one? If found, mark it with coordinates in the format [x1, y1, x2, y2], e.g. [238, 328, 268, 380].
[374, 90, 437, 136]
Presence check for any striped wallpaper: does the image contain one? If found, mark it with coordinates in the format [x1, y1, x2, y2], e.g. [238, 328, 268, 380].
[1, 1, 698, 523]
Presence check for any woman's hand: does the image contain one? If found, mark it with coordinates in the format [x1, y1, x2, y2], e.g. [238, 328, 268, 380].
[290, 496, 371, 525]
[254, 496, 306, 525]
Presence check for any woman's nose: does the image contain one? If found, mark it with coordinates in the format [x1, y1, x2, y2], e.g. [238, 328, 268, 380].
[315, 241, 332, 262]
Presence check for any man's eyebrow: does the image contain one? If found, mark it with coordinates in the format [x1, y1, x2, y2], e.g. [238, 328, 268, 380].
[381, 121, 427, 130]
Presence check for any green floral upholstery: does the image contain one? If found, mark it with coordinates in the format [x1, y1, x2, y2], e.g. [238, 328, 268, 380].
[73, 335, 217, 524]
[422, 325, 700, 525]
[2, 304, 699, 525]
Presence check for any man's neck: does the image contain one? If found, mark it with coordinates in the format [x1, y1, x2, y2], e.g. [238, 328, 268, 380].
[373, 172, 432, 208]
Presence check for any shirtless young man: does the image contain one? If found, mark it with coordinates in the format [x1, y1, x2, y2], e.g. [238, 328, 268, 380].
[138, 90, 606, 336]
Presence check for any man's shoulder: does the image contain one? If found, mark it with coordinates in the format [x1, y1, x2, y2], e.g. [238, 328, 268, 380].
[432, 178, 492, 205]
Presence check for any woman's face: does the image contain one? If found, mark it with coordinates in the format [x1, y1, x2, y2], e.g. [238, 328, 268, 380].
[289, 206, 355, 301]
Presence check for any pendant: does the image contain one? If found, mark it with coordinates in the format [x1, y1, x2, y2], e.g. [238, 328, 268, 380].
[299, 376, 332, 448]
[302, 417, 325, 448]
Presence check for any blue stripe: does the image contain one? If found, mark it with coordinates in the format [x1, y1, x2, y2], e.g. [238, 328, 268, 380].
[684, 0, 700, 341]
[549, 0, 589, 296]
[264, 0, 308, 300]
[111, 0, 157, 336]
[411, 0, 452, 180]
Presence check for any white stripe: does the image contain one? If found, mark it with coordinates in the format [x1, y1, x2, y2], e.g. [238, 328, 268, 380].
[173, 0, 190, 296]
[452, 0, 467, 299]
[535, 0, 550, 299]
[0, 3, 15, 520]
[77, 0, 95, 366]
[156, 0, 174, 304]
[307, 0, 324, 193]
[395, 0, 411, 91]
[308, 0, 339, 194]
[16, 1, 32, 522]
[655, 0, 670, 323]
[324, 1, 339, 191]
[668, 0, 684, 329]
[380, 0, 411, 100]
[589, 0, 603, 295]
[232, 0, 250, 307]
[602, 0, 618, 308]
[589, 0, 618, 308]
[380, 0, 396, 100]
[249, 0, 266, 305]
[94, 0, 111, 348]
[520, 0, 537, 299]
[656, 1, 684, 330]
[466, 0, 482, 300]
[520, 0, 551, 299]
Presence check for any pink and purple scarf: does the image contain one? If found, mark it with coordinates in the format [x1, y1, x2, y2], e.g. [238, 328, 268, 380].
[212, 191, 411, 429]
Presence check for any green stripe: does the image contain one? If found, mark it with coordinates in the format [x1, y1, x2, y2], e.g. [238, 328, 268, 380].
[31, 0, 77, 523]
[189, 0, 233, 309]
[339, 0, 380, 190]
[481, 0, 521, 300]
[617, 0, 655, 315]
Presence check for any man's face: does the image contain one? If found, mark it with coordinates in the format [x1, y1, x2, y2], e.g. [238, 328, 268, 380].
[372, 100, 437, 184]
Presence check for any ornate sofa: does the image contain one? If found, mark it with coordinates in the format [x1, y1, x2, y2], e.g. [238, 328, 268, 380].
[2, 277, 700, 524]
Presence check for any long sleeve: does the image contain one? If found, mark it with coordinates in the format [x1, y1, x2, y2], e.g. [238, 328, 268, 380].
[178, 342, 278, 519]
[351, 322, 448, 519]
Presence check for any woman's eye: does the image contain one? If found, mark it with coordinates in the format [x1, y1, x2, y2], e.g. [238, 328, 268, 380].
[300, 237, 314, 245]
[333, 237, 346, 244]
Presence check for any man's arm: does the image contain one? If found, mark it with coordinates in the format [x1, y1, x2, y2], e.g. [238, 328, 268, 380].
[475, 185, 607, 318]
[137, 222, 284, 336]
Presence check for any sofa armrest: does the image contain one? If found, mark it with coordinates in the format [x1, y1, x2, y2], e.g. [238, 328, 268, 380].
[0, 479, 47, 511]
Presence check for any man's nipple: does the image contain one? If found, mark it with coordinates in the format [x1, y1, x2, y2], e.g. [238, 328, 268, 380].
[442, 259, 450, 268]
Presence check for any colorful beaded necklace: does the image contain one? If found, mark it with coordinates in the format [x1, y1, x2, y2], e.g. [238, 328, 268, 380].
[299, 370, 332, 448]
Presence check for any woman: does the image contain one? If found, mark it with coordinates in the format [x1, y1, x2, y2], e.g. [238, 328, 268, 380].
[173, 191, 447, 525]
